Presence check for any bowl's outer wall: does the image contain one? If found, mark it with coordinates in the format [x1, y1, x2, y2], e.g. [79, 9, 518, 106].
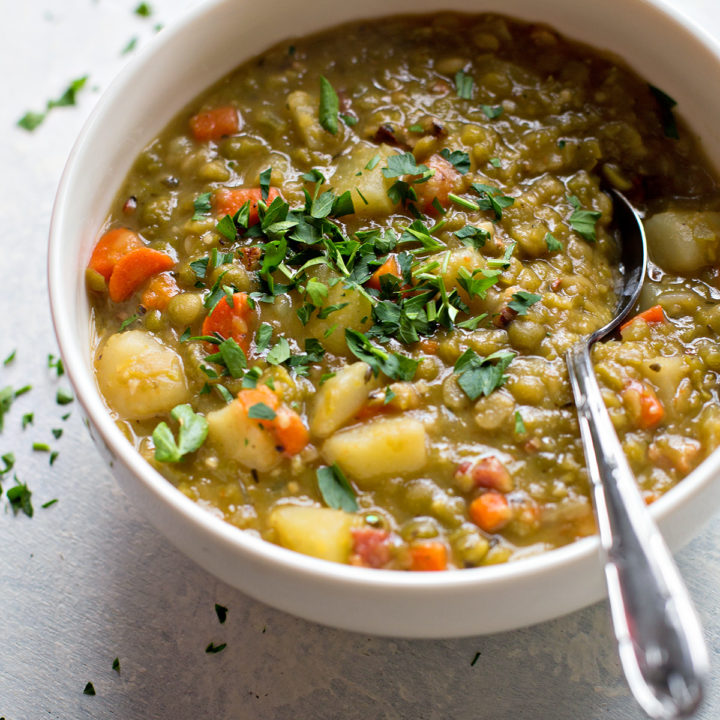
[50, 0, 720, 637]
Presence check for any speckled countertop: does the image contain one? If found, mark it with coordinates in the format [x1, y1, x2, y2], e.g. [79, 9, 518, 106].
[1, 1, 720, 718]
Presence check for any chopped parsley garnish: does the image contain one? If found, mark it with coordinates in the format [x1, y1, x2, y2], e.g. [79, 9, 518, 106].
[514, 411, 526, 435]
[134, 2, 152, 17]
[454, 70, 473, 99]
[471, 652, 481, 666]
[345, 329, 418, 381]
[192, 192, 213, 221]
[471, 183, 514, 220]
[568, 196, 601, 242]
[266, 337, 291, 366]
[247, 402, 276, 421]
[341, 114, 358, 127]
[121, 36, 138, 55]
[455, 225, 490, 249]
[259, 167, 272, 201]
[3, 350, 16, 366]
[480, 105, 503, 119]
[112, 658, 120, 673]
[649, 84, 679, 140]
[41, 499, 59, 509]
[508, 291, 541, 316]
[317, 464, 358, 512]
[49, 451, 60, 466]
[205, 642, 227, 654]
[205, 338, 247, 378]
[215, 604, 228, 624]
[83, 682, 96, 696]
[52, 428, 63, 439]
[319, 76, 340, 135]
[7, 477, 33, 517]
[439, 148, 470, 174]
[32, 442, 51, 452]
[0, 452, 15, 475]
[545, 232, 563, 252]
[489, 157, 502, 168]
[382, 152, 430, 179]
[453, 349, 515, 401]
[1, 385, 31, 432]
[56, 388, 73, 405]
[119, 314, 139, 331]
[17, 76, 89, 132]
[255, 323, 273, 352]
[152, 404, 208, 463]
[365, 154, 381, 171]
[22, 412, 34, 429]
[487, 241, 516, 270]
[457, 268, 501, 300]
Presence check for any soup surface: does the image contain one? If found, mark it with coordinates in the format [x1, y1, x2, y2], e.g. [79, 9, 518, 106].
[87, 13, 720, 570]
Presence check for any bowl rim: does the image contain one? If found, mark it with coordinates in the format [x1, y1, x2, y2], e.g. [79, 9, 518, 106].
[48, 0, 720, 615]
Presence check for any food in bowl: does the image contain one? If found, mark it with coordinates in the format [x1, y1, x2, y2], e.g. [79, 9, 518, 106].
[86, 12, 720, 571]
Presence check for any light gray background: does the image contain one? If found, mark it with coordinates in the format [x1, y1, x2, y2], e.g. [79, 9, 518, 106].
[1, 1, 719, 718]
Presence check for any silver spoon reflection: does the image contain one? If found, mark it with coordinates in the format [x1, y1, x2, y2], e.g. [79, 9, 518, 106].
[565, 189, 709, 719]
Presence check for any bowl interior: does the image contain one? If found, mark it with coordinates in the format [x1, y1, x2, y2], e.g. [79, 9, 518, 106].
[49, 0, 720, 636]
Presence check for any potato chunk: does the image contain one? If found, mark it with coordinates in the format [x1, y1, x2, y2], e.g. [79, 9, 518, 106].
[645, 210, 720, 273]
[287, 90, 344, 154]
[206, 398, 283, 472]
[269, 505, 355, 562]
[331, 142, 396, 217]
[322, 417, 427, 486]
[310, 362, 375, 438]
[96, 330, 189, 420]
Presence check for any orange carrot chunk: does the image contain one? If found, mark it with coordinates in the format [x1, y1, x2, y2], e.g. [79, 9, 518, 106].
[88, 228, 144, 281]
[236, 386, 309, 456]
[469, 491, 512, 533]
[620, 305, 666, 332]
[622, 379, 665, 429]
[367, 255, 401, 291]
[213, 187, 280, 226]
[201, 292, 255, 352]
[107, 247, 175, 303]
[189, 106, 240, 142]
[141, 272, 179, 311]
[409, 541, 448, 571]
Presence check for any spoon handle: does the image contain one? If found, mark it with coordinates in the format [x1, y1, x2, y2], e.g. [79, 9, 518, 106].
[567, 342, 709, 719]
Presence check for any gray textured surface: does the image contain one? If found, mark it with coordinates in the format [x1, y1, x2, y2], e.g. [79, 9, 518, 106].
[1, 1, 719, 718]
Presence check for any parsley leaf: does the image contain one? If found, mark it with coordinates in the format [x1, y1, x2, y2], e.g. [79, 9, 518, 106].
[112, 658, 121, 673]
[47, 76, 88, 110]
[508, 291, 541, 315]
[192, 192, 213, 221]
[455, 70, 473, 99]
[83, 682, 96, 696]
[345, 330, 418, 381]
[480, 105, 503, 119]
[56, 388, 73, 405]
[134, 2, 152, 17]
[248, 403, 276, 421]
[471, 183, 515, 220]
[152, 404, 208, 463]
[7, 477, 33, 517]
[317, 464, 358, 512]
[205, 642, 227, 654]
[17, 111, 46, 131]
[439, 148, 471, 174]
[455, 225, 490, 249]
[255, 323, 273, 352]
[382, 152, 430, 179]
[649, 84, 679, 140]
[259, 167, 272, 202]
[514, 411, 526, 435]
[319, 76, 339, 135]
[545, 232, 563, 252]
[266, 337, 291, 365]
[568, 196, 601, 242]
[3, 350, 16, 366]
[215, 604, 228, 624]
[453, 349, 515, 401]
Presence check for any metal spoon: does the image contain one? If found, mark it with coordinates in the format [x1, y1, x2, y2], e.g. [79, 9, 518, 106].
[565, 189, 709, 719]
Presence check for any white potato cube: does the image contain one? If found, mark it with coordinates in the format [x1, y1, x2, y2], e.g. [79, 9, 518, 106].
[269, 505, 355, 563]
[95, 330, 189, 420]
[322, 417, 427, 486]
[310, 362, 375, 439]
[645, 210, 720, 273]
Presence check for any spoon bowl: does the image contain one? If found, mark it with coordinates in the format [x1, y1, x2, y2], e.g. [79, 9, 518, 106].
[566, 190, 710, 719]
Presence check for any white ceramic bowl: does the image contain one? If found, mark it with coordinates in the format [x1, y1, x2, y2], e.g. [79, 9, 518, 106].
[49, 0, 720, 638]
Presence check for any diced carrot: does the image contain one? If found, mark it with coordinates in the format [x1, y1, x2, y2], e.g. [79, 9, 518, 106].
[273, 405, 310, 455]
[88, 228, 143, 281]
[622, 379, 665, 429]
[620, 305, 666, 332]
[409, 541, 448, 571]
[455, 456, 513, 493]
[418, 338, 439, 354]
[350, 527, 391, 568]
[236, 386, 309, 456]
[367, 255, 401, 291]
[201, 292, 256, 352]
[213, 187, 281, 226]
[141, 272, 179, 311]
[469, 491, 512, 533]
[412, 153, 462, 213]
[107, 247, 175, 303]
[189, 106, 240, 141]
